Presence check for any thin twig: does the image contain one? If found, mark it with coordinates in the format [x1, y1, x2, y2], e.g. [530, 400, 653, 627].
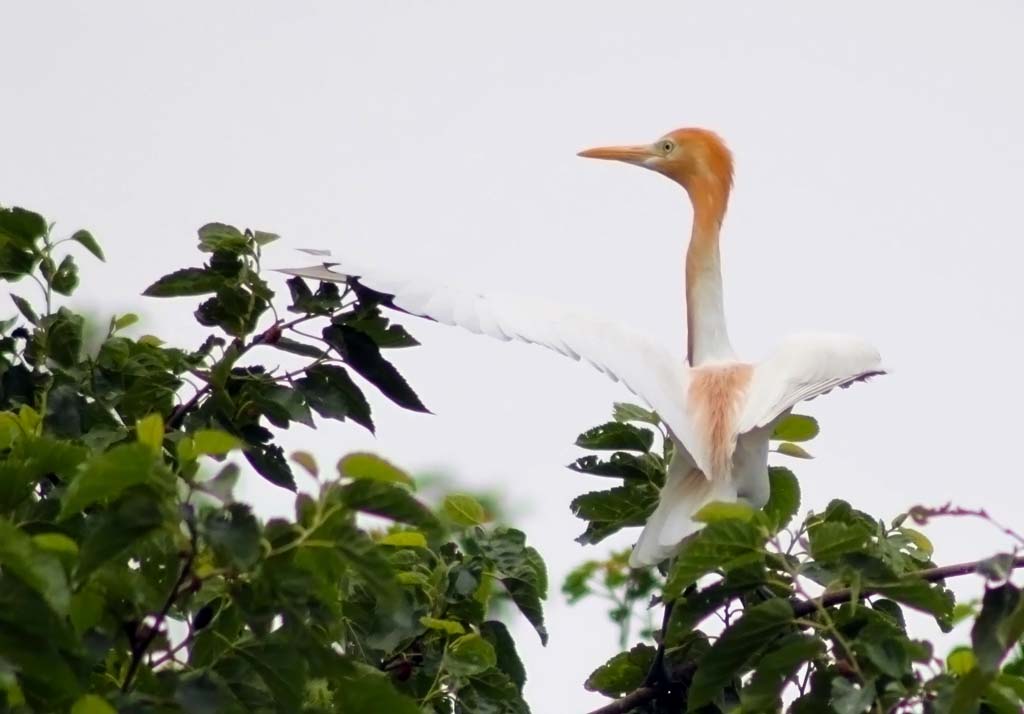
[584, 555, 1024, 714]
[121, 520, 198, 691]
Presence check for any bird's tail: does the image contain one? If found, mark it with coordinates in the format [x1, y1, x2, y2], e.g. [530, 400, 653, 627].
[629, 467, 735, 568]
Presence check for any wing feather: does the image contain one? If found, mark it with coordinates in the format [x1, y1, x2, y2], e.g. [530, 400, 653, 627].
[737, 332, 885, 434]
[277, 262, 707, 471]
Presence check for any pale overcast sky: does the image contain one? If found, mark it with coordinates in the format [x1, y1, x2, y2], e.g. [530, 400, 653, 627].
[3, 2, 1023, 710]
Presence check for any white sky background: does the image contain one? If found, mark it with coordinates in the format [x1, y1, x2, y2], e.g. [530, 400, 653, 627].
[3, 1, 1024, 710]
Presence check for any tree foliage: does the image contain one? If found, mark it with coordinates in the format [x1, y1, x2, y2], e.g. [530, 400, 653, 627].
[0, 204, 1021, 714]
[0, 207, 541, 713]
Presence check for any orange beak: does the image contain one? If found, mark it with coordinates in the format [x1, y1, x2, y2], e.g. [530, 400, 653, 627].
[577, 143, 656, 165]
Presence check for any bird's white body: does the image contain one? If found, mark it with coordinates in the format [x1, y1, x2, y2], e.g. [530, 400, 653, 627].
[281, 126, 885, 567]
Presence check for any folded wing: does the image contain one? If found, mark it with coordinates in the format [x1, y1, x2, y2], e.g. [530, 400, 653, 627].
[277, 262, 707, 471]
[737, 332, 886, 434]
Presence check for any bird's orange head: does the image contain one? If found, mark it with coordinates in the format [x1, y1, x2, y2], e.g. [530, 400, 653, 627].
[578, 128, 733, 217]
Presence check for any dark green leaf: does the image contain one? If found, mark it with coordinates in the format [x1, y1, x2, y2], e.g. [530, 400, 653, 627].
[270, 336, 325, 358]
[297, 364, 374, 432]
[871, 578, 955, 628]
[481, 621, 527, 692]
[584, 643, 656, 697]
[245, 444, 296, 491]
[50, 255, 79, 295]
[203, 503, 262, 570]
[763, 467, 800, 532]
[568, 452, 663, 481]
[175, 671, 245, 714]
[741, 634, 824, 711]
[323, 324, 428, 413]
[76, 487, 164, 580]
[575, 422, 654, 452]
[10, 293, 38, 325]
[143, 267, 223, 297]
[570, 482, 658, 545]
[0, 207, 46, 244]
[972, 584, 1023, 672]
[688, 598, 794, 709]
[70, 229, 104, 261]
[334, 663, 420, 714]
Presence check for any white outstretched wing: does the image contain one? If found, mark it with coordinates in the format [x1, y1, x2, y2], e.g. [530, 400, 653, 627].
[277, 262, 707, 471]
[737, 332, 886, 434]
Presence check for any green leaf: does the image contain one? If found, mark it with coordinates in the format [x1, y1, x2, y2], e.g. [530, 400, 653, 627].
[322, 324, 429, 413]
[972, 584, 1024, 672]
[76, 487, 164, 580]
[0, 207, 45, 244]
[569, 452, 663, 481]
[665, 520, 767, 598]
[871, 578, 955, 627]
[775, 442, 814, 459]
[570, 482, 658, 545]
[69, 229, 104, 261]
[420, 616, 465, 635]
[808, 521, 873, 561]
[334, 663, 420, 714]
[445, 633, 497, 677]
[688, 598, 794, 709]
[271, 336, 325, 358]
[175, 671, 245, 714]
[612, 402, 660, 425]
[771, 413, 819, 442]
[10, 293, 38, 325]
[203, 503, 262, 570]
[71, 694, 116, 714]
[480, 620, 527, 693]
[193, 429, 243, 455]
[289, 451, 318, 478]
[444, 493, 488, 527]
[45, 307, 84, 367]
[59, 442, 158, 520]
[831, 677, 876, 714]
[50, 254, 79, 295]
[0, 518, 71, 616]
[245, 444, 296, 491]
[948, 647, 976, 675]
[135, 413, 164, 452]
[584, 643, 657, 697]
[297, 364, 374, 432]
[741, 634, 824, 711]
[338, 452, 413, 486]
[473, 528, 549, 644]
[381, 531, 427, 548]
[692, 500, 757, 524]
[143, 267, 223, 297]
[575, 421, 654, 452]
[340, 480, 438, 529]
[763, 466, 801, 532]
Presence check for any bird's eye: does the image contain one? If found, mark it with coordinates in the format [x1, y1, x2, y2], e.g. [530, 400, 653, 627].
[660, 140, 675, 154]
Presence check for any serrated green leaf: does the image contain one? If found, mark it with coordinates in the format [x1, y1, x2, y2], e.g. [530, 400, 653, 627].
[809, 521, 872, 561]
[575, 421, 654, 452]
[584, 643, 656, 697]
[665, 520, 767, 598]
[612, 401, 660, 424]
[338, 452, 413, 486]
[480, 620, 527, 693]
[444, 493, 487, 527]
[772, 414, 819, 442]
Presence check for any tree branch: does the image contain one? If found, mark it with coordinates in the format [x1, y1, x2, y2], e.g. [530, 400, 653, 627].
[584, 554, 1024, 714]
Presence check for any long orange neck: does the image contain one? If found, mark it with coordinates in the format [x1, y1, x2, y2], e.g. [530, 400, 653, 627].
[684, 179, 734, 366]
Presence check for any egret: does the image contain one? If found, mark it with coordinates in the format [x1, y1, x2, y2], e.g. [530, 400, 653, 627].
[280, 128, 885, 567]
